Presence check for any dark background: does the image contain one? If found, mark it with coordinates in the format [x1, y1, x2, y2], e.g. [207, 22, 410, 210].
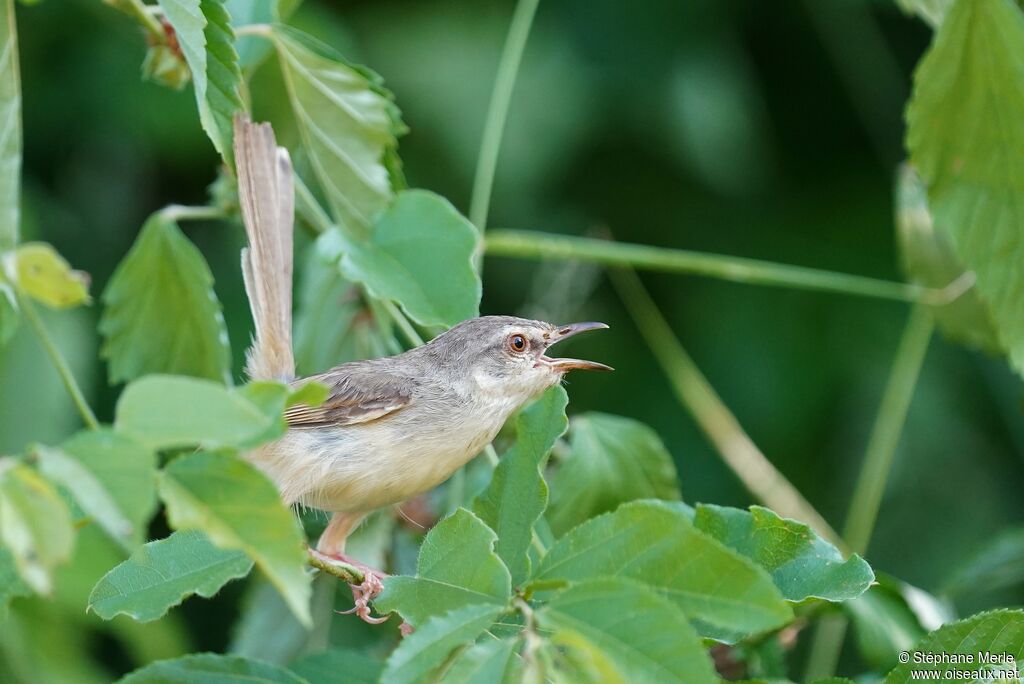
[1, 0, 1021, 678]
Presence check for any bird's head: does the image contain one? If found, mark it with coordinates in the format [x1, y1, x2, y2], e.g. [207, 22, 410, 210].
[427, 315, 612, 403]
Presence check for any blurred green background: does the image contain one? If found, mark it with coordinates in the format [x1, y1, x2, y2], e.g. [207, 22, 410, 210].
[2, 0, 1022, 677]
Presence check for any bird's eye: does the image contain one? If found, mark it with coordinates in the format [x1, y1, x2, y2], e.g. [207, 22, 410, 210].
[508, 334, 528, 353]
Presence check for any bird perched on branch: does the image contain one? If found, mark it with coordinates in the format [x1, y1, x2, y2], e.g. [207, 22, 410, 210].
[233, 115, 611, 622]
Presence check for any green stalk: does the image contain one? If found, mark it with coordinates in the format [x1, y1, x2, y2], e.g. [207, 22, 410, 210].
[487, 229, 962, 305]
[804, 305, 934, 679]
[611, 268, 840, 544]
[19, 294, 98, 430]
[468, 0, 541, 234]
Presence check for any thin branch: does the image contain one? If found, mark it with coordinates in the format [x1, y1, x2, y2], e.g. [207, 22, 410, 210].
[611, 268, 841, 545]
[487, 229, 966, 305]
[469, 0, 541, 236]
[382, 299, 424, 347]
[161, 204, 227, 223]
[307, 549, 364, 585]
[18, 294, 98, 430]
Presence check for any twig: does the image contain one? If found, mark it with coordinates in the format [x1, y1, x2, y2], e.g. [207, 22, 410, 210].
[307, 549, 365, 585]
[18, 293, 98, 430]
[611, 268, 841, 545]
[161, 204, 227, 223]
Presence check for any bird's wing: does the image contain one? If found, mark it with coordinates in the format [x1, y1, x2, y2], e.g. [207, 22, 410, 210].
[284, 362, 414, 428]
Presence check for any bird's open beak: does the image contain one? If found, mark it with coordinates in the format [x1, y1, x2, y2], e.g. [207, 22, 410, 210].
[541, 322, 614, 372]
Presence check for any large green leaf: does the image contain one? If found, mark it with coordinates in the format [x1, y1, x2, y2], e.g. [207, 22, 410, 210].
[473, 386, 568, 586]
[156, 0, 243, 159]
[271, 26, 403, 233]
[444, 638, 522, 684]
[896, 165, 1000, 353]
[537, 579, 717, 684]
[158, 451, 311, 626]
[88, 529, 252, 622]
[547, 414, 680, 537]
[534, 500, 792, 642]
[289, 649, 383, 684]
[945, 527, 1024, 596]
[0, 461, 73, 594]
[36, 429, 157, 551]
[380, 603, 503, 684]
[115, 375, 284, 451]
[884, 610, 1024, 684]
[906, 0, 1024, 375]
[375, 508, 511, 626]
[120, 653, 308, 684]
[100, 213, 230, 384]
[691, 504, 874, 603]
[338, 190, 482, 328]
[0, 0, 20, 253]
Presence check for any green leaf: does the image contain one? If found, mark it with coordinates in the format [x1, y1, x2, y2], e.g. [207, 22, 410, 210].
[535, 500, 792, 642]
[691, 504, 874, 603]
[119, 653, 308, 684]
[0, 547, 30, 619]
[906, 0, 1024, 376]
[0, 0, 21, 253]
[444, 638, 522, 684]
[225, 0, 276, 69]
[13, 243, 89, 309]
[547, 414, 680, 538]
[0, 280, 17, 346]
[537, 578, 717, 684]
[381, 603, 503, 684]
[271, 25, 403, 233]
[375, 508, 511, 626]
[228, 574, 334, 665]
[115, 375, 284, 451]
[100, 213, 230, 384]
[88, 529, 252, 622]
[158, 451, 311, 626]
[0, 461, 74, 594]
[896, 164, 1000, 353]
[884, 610, 1024, 684]
[473, 386, 567, 586]
[945, 527, 1024, 596]
[36, 429, 157, 551]
[338, 190, 482, 328]
[290, 650, 383, 684]
[156, 0, 243, 159]
[897, 0, 953, 28]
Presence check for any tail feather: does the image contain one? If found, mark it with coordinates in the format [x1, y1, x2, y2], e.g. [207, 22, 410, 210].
[234, 114, 295, 380]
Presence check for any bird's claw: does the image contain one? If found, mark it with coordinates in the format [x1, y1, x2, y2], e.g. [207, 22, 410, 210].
[337, 570, 388, 624]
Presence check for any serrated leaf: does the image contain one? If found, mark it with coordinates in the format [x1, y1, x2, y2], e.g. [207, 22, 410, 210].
[896, 165, 1000, 353]
[884, 610, 1024, 684]
[381, 603, 503, 684]
[156, 0, 243, 159]
[906, 0, 1024, 376]
[158, 451, 311, 626]
[537, 578, 717, 684]
[691, 504, 874, 603]
[547, 413, 680, 537]
[290, 649, 383, 684]
[13, 243, 89, 308]
[115, 375, 285, 451]
[338, 190, 481, 328]
[100, 213, 230, 384]
[534, 500, 792, 642]
[473, 386, 567, 586]
[0, 0, 21, 253]
[88, 529, 251, 622]
[945, 527, 1024, 596]
[119, 653, 308, 684]
[272, 26, 403, 233]
[0, 460, 74, 594]
[375, 508, 511, 626]
[36, 429, 157, 551]
[444, 637, 522, 684]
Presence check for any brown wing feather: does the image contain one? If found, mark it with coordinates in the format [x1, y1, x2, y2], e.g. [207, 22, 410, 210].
[284, 362, 414, 428]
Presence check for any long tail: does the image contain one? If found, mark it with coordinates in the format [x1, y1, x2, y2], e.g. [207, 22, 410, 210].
[234, 114, 295, 381]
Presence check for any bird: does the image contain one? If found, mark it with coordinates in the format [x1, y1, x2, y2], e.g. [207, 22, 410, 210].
[233, 116, 611, 622]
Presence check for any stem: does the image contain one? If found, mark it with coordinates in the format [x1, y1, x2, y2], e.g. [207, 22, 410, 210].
[468, 0, 541, 235]
[611, 268, 840, 545]
[804, 305, 933, 679]
[306, 549, 364, 585]
[487, 230, 963, 305]
[19, 294, 98, 430]
[381, 299, 424, 347]
[161, 204, 226, 223]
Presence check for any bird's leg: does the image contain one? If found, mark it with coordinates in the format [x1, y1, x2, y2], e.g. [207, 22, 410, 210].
[313, 512, 389, 624]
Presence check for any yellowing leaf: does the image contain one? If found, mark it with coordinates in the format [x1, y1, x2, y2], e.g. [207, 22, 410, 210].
[13, 243, 89, 309]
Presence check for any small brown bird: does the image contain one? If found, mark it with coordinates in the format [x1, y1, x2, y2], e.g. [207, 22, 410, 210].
[233, 117, 610, 621]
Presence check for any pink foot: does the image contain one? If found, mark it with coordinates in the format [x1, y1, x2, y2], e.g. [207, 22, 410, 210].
[308, 548, 390, 625]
